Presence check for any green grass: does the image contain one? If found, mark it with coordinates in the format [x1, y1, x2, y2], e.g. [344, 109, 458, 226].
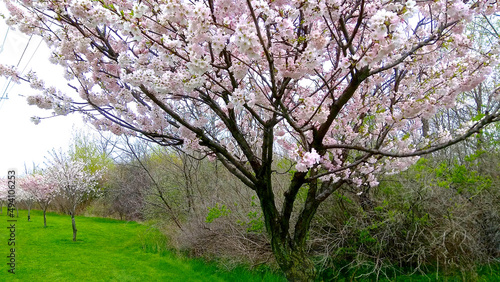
[0, 208, 285, 281]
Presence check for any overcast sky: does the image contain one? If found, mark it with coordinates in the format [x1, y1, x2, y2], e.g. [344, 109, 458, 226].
[0, 4, 89, 176]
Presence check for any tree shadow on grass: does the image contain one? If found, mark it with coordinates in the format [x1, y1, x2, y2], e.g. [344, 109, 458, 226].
[53, 238, 86, 244]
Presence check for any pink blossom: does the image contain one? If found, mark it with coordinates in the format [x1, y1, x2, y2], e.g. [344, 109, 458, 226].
[0, 0, 498, 234]
[302, 149, 321, 166]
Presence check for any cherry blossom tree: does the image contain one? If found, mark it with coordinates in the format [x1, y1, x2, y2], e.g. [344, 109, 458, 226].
[17, 178, 37, 222]
[2, 0, 500, 279]
[47, 157, 100, 241]
[34, 176, 57, 228]
[18, 174, 57, 227]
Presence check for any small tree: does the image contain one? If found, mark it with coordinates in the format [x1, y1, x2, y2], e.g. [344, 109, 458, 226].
[35, 176, 57, 228]
[19, 174, 57, 227]
[47, 158, 100, 241]
[17, 178, 37, 222]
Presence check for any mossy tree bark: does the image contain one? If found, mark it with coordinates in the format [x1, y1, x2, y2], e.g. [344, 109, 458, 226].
[255, 169, 344, 281]
[248, 124, 346, 281]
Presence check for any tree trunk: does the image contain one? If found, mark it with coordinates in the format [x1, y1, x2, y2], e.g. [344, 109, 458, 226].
[28, 208, 31, 222]
[255, 125, 326, 280]
[256, 178, 317, 281]
[422, 118, 429, 137]
[43, 209, 47, 228]
[271, 236, 317, 281]
[71, 214, 77, 241]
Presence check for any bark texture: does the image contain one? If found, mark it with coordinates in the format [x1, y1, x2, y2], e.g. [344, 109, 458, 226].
[71, 214, 77, 241]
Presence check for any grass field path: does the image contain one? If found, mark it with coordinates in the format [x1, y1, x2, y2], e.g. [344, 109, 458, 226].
[1, 209, 284, 281]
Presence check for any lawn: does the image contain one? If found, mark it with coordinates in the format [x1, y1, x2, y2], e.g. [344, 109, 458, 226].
[2, 208, 498, 281]
[0, 208, 285, 281]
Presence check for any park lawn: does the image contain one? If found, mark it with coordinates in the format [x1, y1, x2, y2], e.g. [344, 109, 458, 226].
[0, 208, 285, 282]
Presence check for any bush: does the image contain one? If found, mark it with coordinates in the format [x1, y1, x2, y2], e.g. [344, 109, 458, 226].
[309, 153, 500, 279]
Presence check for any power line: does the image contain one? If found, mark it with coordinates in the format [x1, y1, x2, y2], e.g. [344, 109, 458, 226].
[0, 27, 11, 110]
[20, 37, 44, 74]
[0, 27, 10, 106]
[0, 34, 33, 100]
[0, 27, 9, 54]
[0, 36, 44, 111]
[0, 33, 34, 111]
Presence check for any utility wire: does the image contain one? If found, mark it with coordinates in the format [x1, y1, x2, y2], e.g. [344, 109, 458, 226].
[0, 36, 43, 112]
[0, 27, 11, 104]
[0, 27, 12, 110]
[20, 37, 44, 75]
[0, 19, 52, 111]
[0, 27, 9, 54]
[0, 34, 33, 100]
[0, 34, 33, 111]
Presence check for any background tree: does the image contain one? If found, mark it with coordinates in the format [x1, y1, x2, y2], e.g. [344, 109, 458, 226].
[17, 178, 37, 222]
[20, 174, 57, 228]
[425, 14, 500, 164]
[68, 130, 116, 175]
[104, 163, 147, 220]
[120, 136, 184, 229]
[2, 1, 500, 280]
[47, 156, 100, 241]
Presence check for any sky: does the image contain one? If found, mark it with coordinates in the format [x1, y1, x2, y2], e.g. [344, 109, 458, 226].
[0, 4, 90, 176]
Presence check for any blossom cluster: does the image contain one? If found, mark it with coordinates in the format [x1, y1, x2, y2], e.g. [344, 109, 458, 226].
[18, 174, 56, 203]
[46, 159, 101, 209]
[1, 0, 499, 189]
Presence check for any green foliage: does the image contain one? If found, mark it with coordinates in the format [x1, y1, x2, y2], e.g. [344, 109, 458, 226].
[311, 149, 500, 280]
[69, 131, 114, 175]
[358, 114, 377, 133]
[275, 157, 293, 172]
[472, 112, 486, 122]
[419, 155, 492, 196]
[138, 224, 171, 256]
[236, 196, 265, 233]
[206, 203, 232, 223]
[358, 228, 377, 245]
[243, 211, 264, 233]
[148, 146, 182, 166]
